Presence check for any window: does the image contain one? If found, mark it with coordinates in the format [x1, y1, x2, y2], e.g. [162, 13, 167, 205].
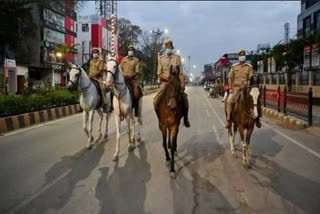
[82, 23, 89, 32]
[76, 24, 78, 32]
[304, 16, 311, 38]
[315, 11, 320, 31]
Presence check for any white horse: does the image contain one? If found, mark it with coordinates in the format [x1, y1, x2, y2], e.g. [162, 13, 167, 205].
[66, 64, 111, 149]
[105, 58, 142, 161]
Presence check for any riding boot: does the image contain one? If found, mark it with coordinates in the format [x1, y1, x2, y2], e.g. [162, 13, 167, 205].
[134, 99, 139, 117]
[107, 92, 114, 113]
[255, 117, 262, 128]
[182, 92, 190, 128]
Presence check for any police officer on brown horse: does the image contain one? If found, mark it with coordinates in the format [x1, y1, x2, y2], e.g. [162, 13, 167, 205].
[225, 49, 262, 129]
[153, 39, 190, 128]
[88, 48, 110, 113]
[120, 45, 143, 117]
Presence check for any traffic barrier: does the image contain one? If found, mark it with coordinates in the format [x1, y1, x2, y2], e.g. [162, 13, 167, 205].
[0, 104, 81, 134]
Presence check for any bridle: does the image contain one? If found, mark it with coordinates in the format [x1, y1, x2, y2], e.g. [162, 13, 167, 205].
[106, 59, 127, 98]
[165, 75, 181, 110]
[68, 66, 92, 93]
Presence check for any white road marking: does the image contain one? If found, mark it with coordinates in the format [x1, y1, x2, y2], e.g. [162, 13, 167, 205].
[262, 122, 320, 159]
[206, 109, 211, 117]
[6, 169, 72, 214]
[212, 125, 223, 145]
[202, 92, 320, 160]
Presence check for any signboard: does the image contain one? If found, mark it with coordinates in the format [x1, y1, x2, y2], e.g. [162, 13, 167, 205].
[43, 27, 65, 44]
[4, 59, 16, 68]
[43, 8, 65, 27]
[312, 43, 320, 68]
[304, 46, 311, 69]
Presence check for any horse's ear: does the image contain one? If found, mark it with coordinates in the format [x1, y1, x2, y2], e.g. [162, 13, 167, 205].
[67, 61, 73, 69]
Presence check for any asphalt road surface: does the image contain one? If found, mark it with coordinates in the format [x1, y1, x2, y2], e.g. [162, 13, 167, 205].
[1, 86, 320, 214]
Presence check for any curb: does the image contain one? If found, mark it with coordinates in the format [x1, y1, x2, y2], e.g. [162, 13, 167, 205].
[0, 104, 81, 134]
[262, 107, 308, 129]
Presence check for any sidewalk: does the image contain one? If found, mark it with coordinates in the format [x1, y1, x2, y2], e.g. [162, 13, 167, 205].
[313, 105, 320, 126]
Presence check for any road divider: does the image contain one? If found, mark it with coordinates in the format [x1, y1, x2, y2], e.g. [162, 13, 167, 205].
[0, 104, 81, 134]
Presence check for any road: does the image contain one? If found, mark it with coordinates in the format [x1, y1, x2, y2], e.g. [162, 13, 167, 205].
[1, 86, 320, 214]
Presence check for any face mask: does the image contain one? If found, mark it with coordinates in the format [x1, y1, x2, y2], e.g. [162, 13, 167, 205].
[165, 48, 173, 55]
[239, 56, 246, 62]
[93, 53, 98, 58]
[128, 51, 134, 56]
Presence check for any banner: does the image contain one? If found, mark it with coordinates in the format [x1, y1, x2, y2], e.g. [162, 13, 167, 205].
[304, 46, 311, 69]
[312, 43, 319, 68]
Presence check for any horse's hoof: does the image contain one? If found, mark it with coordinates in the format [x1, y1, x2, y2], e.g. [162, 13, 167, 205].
[136, 137, 141, 143]
[104, 134, 108, 139]
[112, 155, 119, 161]
[128, 145, 135, 152]
[232, 152, 237, 158]
[242, 161, 249, 169]
[86, 144, 93, 150]
[170, 172, 176, 179]
[166, 161, 170, 167]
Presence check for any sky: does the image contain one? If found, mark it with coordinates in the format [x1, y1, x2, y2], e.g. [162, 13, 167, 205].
[79, 1, 301, 76]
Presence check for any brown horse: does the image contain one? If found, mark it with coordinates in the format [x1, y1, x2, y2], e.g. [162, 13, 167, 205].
[158, 65, 184, 179]
[226, 75, 260, 168]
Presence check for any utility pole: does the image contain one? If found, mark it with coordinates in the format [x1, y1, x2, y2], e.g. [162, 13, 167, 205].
[188, 55, 191, 80]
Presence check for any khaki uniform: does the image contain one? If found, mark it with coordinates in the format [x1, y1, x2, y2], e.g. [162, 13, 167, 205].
[153, 54, 189, 118]
[120, 56, 142, 99]
[225, 62, 253, 120]
[156, 54, 185, 90]
[89, 58, 107, 106]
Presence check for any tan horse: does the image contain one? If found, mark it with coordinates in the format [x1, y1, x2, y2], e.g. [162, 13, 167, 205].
[226, 76, 260, 168]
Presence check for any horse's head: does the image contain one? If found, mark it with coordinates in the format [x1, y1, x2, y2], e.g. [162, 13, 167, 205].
[166, 65, 181, 111]
[66, 63, 82, 92]
[105, 57, 119, 87]
[248, 75, 260, 119]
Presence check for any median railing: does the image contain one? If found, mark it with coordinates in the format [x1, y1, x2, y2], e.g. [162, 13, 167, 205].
[260, 85, 313, 126]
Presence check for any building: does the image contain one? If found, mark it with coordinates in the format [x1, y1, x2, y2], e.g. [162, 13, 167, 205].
[202, 63, 214, 81]
[297, 0, 320, 95]
[29, 1, 78, 88]
[75, 14, 112, 66]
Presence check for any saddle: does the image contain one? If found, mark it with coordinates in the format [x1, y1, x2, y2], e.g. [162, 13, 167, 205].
[125, 82, 143, 108]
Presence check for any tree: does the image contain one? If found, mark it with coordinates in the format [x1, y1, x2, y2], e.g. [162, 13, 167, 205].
[139, 30, 166, 84]
[117, 18, 142, 56]
[271, 44, 286, 71]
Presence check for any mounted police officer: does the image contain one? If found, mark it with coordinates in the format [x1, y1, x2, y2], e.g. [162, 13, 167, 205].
[153, 39, 190, 128]
[120, 45, 143, 117]
[88, 49, 110, 113]
[225, 49, 262, 129]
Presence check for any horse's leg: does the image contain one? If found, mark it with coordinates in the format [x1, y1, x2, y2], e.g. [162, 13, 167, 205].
[86, 110, 95, 149]
[238, 126, 248, 168]
[104, 112, 110, 139]
[128, 115, 135, 152]
[136, 98, 143, 143]
[83, 111, 89, 138]
[113, 114, 121, 161]
[244, 127, 254, 168]
[96, 109, 103, 143]
[161, 127, 170, 166]
[169, 126, 178, 179]
[229, 124, 237, 157]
